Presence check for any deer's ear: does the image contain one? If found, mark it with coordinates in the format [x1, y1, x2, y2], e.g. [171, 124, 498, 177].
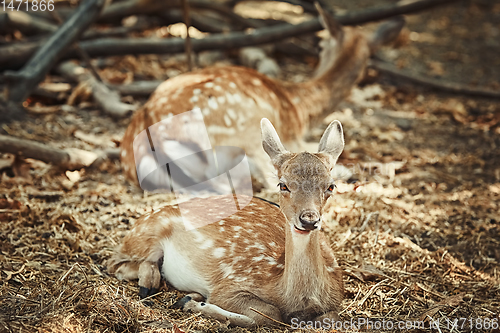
[368, 16, 405, 53]
[318, 120, 344, 164]
[261, 118, 288, 166]
[315, 2, 344, 44]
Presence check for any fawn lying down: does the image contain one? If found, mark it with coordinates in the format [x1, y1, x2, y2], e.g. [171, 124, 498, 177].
[119, 4, 404, 190]
[109, 118, 346, 327]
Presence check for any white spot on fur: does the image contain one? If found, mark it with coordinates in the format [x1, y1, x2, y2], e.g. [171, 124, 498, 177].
[265, 257, 277, 265]
[226, 92, 235, 104]
[161, 113, 174, 121]
[202, 107, 210, 116]
[193, 88, 201, 95]
[214, 85, 222, 92]
[204, 82, 214, 88]
[234, 276, 247, 283]
[218, 220, 225, 225]
[121, 150, 127, 157]
[192, 230, 205, 243]
[229, 82, 236, 89]
[217, 96, 226, 104]
[208, 97, 218, 110]
[190, 95, 199, 103]
[252, 255, 265, 262]
[213, 247, 226, 258]
[200, 239, 214, 250]
[226, 108, 236, 119]
[224, 114, 232, 126]
[252, 78, 262, 86]
[233, 226, 242, 232]
[233, 94, 242, 103]
[154, 209, 161, 214]
[207, 126, 236, 135]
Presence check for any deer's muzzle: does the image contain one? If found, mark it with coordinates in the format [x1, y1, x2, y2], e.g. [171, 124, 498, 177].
[298, 210, 321, 231]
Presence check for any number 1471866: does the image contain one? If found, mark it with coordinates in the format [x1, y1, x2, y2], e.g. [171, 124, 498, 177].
[2, 0, 55, 11]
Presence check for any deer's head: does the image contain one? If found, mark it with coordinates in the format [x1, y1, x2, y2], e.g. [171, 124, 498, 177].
[261, 119, 344, 235]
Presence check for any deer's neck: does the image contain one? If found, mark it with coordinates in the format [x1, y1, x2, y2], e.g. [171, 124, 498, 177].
[282, 33, 370, 132]
[278, 225, 328, 311]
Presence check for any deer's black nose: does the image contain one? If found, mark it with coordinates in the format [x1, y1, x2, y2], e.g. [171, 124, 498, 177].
[299, 210, 321, 230]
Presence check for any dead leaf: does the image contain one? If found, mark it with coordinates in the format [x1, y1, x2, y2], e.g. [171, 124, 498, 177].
[60, 170, 82, 190]
[0, 198, 22, 210]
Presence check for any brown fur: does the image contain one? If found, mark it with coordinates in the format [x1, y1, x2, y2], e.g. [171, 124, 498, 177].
[109, 118, 346, 327]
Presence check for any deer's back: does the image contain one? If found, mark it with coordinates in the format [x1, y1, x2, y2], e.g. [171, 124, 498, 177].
[121, 66, 300, 184]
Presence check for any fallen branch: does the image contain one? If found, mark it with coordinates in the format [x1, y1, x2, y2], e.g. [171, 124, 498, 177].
[107, 80, 163, 96]
[0, 11, 56, 35]
[338, 0, 460, 25]
[370, 59, 500, 99]
[0, 134, 98, 170]
[57, 61, 136, 118]
[4, 0, 105, 103]
[0, 0, 462, 70]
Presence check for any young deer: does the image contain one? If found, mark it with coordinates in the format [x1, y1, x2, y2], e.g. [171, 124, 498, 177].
[119, 6, 404, 190]
[108, 118, 345, 327]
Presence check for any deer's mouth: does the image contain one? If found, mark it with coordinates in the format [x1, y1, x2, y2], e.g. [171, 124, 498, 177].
[294, 225, 310, 234]
[294, 225, 314, 235]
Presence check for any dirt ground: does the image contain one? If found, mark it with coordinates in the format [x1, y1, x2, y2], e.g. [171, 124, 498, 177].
[1, 0, 499, 332]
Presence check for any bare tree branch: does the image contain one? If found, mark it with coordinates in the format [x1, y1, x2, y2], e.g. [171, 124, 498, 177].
[57, 61, 136, 118]
[4, 0, 106, 103]
[0, 134, 98, 170]
[370, 59, 500, 99]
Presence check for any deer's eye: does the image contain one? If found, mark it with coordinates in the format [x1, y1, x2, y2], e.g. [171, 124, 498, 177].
[326, 184, 336, 193]
[278, 182, 290, 192]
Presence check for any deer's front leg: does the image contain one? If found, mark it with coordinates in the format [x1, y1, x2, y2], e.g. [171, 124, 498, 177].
[138, 260, 162, 298]
[176, 292, 282, 327]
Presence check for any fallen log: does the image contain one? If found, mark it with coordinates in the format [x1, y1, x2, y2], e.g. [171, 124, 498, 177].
[4, 0, 106, 104]
[0, 134, 98, 170]
[370, 59, 500, 99]
[56, 61, 136, 118]
[0, 11, 56, 35]
[106, 80, 162, 96]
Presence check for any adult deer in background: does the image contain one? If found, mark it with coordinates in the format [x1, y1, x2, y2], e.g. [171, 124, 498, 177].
[120, 4, 404, 190]
[109, 118, 345, 327]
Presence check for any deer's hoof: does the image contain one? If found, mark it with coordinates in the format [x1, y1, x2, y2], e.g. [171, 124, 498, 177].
[139, 286, 158, 299]
[171, 295, 192, 309]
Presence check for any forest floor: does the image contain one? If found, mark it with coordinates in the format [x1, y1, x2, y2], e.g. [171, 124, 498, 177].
[1, 0, 499, 332]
